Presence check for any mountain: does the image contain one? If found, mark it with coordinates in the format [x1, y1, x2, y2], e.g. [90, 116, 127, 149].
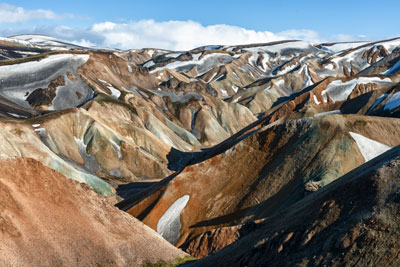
[184, 145, 400, 266]
[0, 157, 187, 266]
[0, 34, 400, 266]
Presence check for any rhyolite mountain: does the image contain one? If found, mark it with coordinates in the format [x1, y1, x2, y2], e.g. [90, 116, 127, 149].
[1, 33, 400, 266]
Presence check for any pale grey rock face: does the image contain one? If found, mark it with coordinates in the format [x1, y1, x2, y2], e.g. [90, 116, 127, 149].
[157, 195, 190, 244]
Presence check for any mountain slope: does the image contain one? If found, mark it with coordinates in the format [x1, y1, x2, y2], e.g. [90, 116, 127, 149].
[185, 145, 400, 266]
[0, 157, 187, 266]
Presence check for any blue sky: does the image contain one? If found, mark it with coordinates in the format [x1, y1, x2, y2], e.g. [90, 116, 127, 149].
[1, 0, 399, 50]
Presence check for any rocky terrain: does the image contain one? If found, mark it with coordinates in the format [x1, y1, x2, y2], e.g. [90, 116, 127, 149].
[0, 33, 400, 266]
[0, 157, 187, 266]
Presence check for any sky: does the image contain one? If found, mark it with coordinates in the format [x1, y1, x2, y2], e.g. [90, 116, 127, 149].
[1, 0, 399, 50]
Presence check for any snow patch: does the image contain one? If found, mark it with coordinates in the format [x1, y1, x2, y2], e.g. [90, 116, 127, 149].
[232, 85, 239, 93]
[349, 132, 392, 162]
[166, 53, 181, 58]
[192, 53, 201, 61]
[221, 89, 228, 97]
[74, 136, 101, 173]
[232, 95, 242, 103]
[157, 195, 190, 244]
[110, 139, 122, 159]
[325, 77, 393, 102]
[320, 42, 367, 53]
[147, 50, 154, 57]
[150, 53, 234, 76]
[313, 95, 321, 105]
[232, 71, 240, 81]
[7, 112, 26, 118]
[206, 72, 217, 83]
[98, 79, 121, 99]
[143, 60, 155, 68]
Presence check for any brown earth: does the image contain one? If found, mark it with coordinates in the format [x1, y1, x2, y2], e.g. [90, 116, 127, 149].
[0, 157, 187, 266]
[186, 145, 400, 266]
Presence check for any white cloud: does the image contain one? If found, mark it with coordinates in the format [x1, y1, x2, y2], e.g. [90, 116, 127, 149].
[0, 3, 73, 23]
[87, 20, 371, 50]
[1, 19, 373, 50]
[90, 20, 297, 50]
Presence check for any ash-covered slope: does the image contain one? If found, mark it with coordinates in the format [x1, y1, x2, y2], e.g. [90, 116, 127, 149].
[0, 157, 187, 266]
[185, 145, 400, 266]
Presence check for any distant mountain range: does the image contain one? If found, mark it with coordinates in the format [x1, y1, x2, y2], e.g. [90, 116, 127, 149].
[0, 33, 400, 266]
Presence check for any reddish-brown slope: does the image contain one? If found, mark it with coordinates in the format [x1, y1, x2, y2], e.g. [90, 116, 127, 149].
[0, 157, 187, 267]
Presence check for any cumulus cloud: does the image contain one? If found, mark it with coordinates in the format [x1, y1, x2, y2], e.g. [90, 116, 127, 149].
[86, 20, 371, 50]
[90, 20, 316, 50]
[1, 19, 371, 50]
[0, 3, 73, 23]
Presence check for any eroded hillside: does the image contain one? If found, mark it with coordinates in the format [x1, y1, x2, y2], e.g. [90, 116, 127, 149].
[1, 34, 400, 266]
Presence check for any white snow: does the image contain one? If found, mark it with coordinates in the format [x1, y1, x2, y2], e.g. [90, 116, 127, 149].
[34, 127, 46, 134]
[32, 124, 41, 128]
[166, 53, 181, 58]
[274, 79, 286, 90]
[0, 54, 89, 74]
[191, 53, 201, 61]
[263, 85, 272, 93]
[215, 74, 225, 81]
[384, 91, 400, 111]
[232, 95, 242, 103]
[7, 112, 26, 118]
[302, 65, 313, 88]
[150, 53, 234, 75]
[10, 34, 91, 50]
[320, 42, 367, 53]
[0, 36, 33, 47]
[232, 71, 240, 81]
[321, 90, 328, 103]
[324, 63, 335, 70]
[110, 139, 122, 159]
[98, 79, 121, 99]
[314, 110, 341, 117]
[74, 136, 101, 172]
[156, 72, 164, 80]
[143, 60, 155, 68]
[378, 38, 400, 53]
[276, 62, 299, 75]
[206, 72, 218, 83]
[221, 89, 228, 97]
[260, 53, 271, 71]
[248, 52, 259, 66]
[127, 64, 132, 73]
[349, 132, 392, 162]
[157, 195, 190, 244]
[107, 85, 121, 99]
[232, 85, 239, 93]
[324, 77, 393, 102]
[313, 95, 321, 105]
[147, 50, 154, 57]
